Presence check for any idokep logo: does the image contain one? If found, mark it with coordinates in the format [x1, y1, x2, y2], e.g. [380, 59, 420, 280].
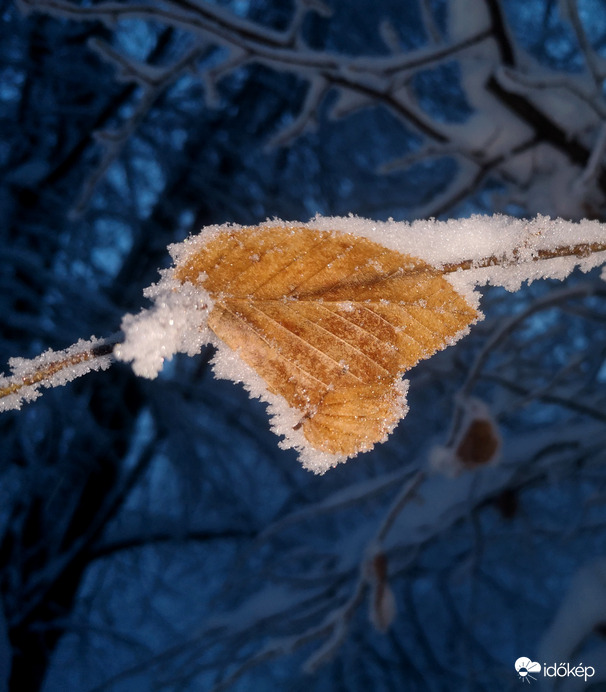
[514, 658, 596, 684]
[544, 662, 595, 681]
[515, 658, 541, 683]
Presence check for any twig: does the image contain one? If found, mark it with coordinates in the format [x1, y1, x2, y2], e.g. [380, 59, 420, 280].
[441, 241, 606, 273]
[0, 335, 119, 410]
[459, 282, 606, 398]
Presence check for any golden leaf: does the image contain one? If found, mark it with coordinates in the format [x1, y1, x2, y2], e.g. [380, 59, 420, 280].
[174, 225, 477, 462]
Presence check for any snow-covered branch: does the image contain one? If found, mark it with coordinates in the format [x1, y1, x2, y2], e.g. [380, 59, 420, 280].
[3, 213, 606, 473]
[0, 336, 117, 412]
[22, 0, 606, 217]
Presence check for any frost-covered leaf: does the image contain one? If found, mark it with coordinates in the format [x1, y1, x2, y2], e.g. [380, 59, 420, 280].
[172, 224, 477, 470]
[6, 214, 606, 473]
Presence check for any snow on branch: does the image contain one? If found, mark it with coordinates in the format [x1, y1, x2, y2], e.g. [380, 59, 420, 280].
[20, 0, 606, 218]
[17, 0, 506, 215]
[0, 336, 117, 412]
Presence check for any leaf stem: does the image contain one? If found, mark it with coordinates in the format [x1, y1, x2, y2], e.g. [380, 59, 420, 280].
[441, 241, 606, 273]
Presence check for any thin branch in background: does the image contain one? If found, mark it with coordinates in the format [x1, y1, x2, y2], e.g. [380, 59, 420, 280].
[70, 42, 205, 216]
[459, 282, 606, 398]
[563, 0, 605, 89]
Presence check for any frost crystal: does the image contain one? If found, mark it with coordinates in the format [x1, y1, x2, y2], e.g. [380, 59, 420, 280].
[0, 336, 113, 413]
[114, 277, 212, 378]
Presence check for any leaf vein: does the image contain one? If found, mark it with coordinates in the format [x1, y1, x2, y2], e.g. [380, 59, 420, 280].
[220, 302, 332, 389]
[247, 303, 365, 383]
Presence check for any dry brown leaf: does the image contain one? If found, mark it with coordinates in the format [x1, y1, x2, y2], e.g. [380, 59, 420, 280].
[455, 418, 501, 467]
[174, 225, 477, 460]
[431, 397, 502, 475]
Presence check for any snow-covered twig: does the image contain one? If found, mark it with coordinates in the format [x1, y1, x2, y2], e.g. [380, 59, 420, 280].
[19, 0, 494, 212]
[70, 41, 205, 215]
[0, 335, 118, 412]
[19, 0, 606, 219]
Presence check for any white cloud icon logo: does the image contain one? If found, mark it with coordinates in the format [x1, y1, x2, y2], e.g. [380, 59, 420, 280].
[515, 658, 541, 683]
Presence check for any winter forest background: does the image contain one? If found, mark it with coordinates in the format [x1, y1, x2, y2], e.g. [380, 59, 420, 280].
[3, 0, 606, 690]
